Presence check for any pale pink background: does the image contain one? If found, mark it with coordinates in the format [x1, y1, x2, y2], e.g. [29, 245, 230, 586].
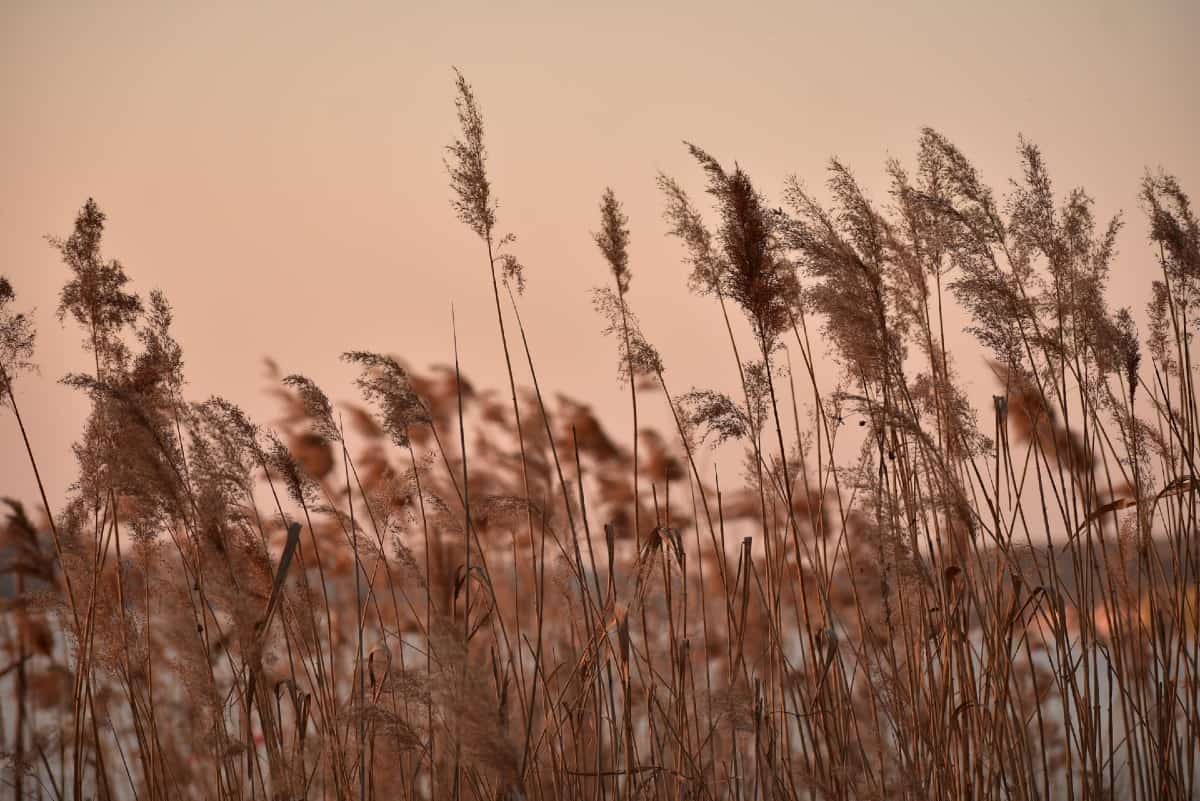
[3, 1, 1198, 504]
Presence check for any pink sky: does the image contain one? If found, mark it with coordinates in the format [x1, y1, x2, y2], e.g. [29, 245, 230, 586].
[3, 0, 1198, 503]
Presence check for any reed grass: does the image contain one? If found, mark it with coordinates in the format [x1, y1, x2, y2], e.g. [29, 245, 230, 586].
[1, 74, 1197, 801]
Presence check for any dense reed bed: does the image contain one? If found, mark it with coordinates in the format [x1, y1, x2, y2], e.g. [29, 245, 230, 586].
[1, 72, 1197, 801]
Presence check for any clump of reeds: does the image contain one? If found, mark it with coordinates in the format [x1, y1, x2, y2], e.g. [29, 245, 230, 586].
[1, 72, 1197, 801]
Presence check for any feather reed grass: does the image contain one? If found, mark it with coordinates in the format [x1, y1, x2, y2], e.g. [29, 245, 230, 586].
[1, 75, 1197, 801]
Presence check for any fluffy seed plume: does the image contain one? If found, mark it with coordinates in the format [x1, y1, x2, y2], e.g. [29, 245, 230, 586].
[594, 188, 631, 294]
[446, 68, 496, 241]
[341, 352, 432, 448]
[0, 276, 37, 393]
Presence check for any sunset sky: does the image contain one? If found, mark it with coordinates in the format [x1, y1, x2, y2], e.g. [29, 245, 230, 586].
[3, 0, 1198, 503]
